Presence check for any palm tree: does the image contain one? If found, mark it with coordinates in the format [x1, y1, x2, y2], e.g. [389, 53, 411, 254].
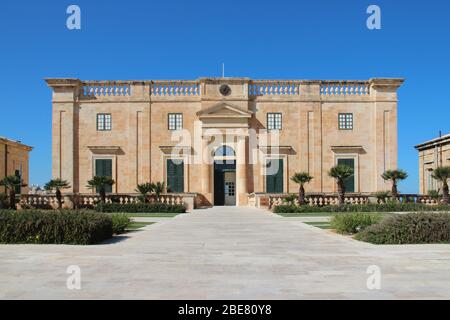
[291, 172, 313, 205]
[0, 175, 27, 209]
[136, 182, 153, 203]
[86, 176, 115, 204]
[151, 182, 165, 199]
[44, 179, 71, 209]
[381, 169, 408, 199]
[328, 165, 354, 206]
[432, 166, 450, 204]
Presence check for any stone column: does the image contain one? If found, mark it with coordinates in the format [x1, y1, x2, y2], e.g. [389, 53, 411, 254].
[201, 136, 212, 205]
[236, 136, 248, 206]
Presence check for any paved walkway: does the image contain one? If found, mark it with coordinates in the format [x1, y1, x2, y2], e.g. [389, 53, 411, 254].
[1, 207, 449, 299]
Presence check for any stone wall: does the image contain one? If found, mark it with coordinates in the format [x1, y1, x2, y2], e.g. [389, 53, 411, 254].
[0, 137, 32, 193]
[46, 77, 404, 206]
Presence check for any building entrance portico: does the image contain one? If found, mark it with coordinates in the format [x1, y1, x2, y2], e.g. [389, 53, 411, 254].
[198, 102, 252, 207]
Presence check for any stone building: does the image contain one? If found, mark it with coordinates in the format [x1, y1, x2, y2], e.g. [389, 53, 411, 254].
[46, 77, 404, 206]
[0, 137, 33, 193]
[415, 133, 450, 194]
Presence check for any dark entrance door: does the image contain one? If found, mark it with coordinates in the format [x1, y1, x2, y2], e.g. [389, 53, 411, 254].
[214, 160, 236, 206]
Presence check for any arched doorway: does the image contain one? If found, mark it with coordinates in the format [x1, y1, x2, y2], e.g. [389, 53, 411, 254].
[213, 146, 236, 206]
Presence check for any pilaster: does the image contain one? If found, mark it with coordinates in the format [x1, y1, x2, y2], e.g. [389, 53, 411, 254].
[46, 79, 81, 193]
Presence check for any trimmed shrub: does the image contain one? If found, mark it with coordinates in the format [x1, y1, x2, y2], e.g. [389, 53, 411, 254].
[0, 193, 8, 209]
[0, 210, 113, 245]
[273, 203, 450, 214]
[331, 213, 383, 234]
[96, 203, 186, 214]
[111, 214, 131, 234]
[355, 212, 450, 244]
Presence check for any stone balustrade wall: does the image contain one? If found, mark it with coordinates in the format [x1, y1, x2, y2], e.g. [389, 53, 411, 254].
[320, 81, 370, 96]
[248, 81, 301, 96]
[19, 193, 196, 211]
[150, 81, 200, 96]
[77, 80, 375, 100]
[268, 194, 370, 208]
[82, 81, 132, 97]
[262, 193, 441, 209]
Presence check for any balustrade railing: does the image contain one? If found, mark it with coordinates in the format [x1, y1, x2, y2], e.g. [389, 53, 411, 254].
[268, 193, 442, 208]
[82, 82, 131, 97]
[269, 194, 369, 208]
[249, 81, 301, 96]
[78, 80, 374, 99]
[320, 81, 370, 96]
[19, 195, 59, 209]
[151, 81, 200, 96]
[19, 193, 190, 210]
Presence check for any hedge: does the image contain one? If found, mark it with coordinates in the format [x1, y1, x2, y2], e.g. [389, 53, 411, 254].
[355, 212, 450, 244]
[110, 213, 131, 234]
[0, 210, 113, 245]
[274, 203, 450, 214]
[331, 213, 384, 234]
[0, 193, 8, 209]
[95, 203, 186, 214]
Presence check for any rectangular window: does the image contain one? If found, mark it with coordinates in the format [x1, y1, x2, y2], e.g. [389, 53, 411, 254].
[267, 113, 282, 130]
[266, 159, 284, 193]
[167, 159, 184, 193]
[427, 170, 435, 192]
[338, 113, 353, 130]
[168, 113, 183, 131]
[337, 158, 355, 193]
[95, 159, 113, 193]
[97, 114, 112, 131]
[14, 169, 21, 194]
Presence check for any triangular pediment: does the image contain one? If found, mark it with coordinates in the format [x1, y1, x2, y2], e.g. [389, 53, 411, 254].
[197, 102, 253, 119]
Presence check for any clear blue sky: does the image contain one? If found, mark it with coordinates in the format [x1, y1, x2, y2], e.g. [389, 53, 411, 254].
[0, 0, 449, 193]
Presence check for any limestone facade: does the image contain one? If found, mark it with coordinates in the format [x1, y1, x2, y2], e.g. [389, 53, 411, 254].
[415, 134, 450, 194]
[46, 77, 404, 206]
[0, 137, 32, 193]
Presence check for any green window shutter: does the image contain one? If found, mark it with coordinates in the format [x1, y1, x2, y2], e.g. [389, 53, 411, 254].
[95, 159, 104, 177]
[275, 159, 284, 193]
[167, 160, 174, 192]
[176, 162, 184, 193]
[266, 159, 284, 193]
[167, 159, 184, 193]
[266, 160, 274, 193]
[95, 159, 113, 193]
[337, 158, 355, 193]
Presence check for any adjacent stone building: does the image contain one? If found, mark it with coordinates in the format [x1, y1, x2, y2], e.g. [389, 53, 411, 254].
[0, 137, 33, 193]
[415, 133, 450, 194]
[46, 77, 404, 206]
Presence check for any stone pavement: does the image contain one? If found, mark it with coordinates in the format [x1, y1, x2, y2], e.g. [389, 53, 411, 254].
[0, 207, 449, 300]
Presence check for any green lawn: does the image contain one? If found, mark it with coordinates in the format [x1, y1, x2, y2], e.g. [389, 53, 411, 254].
[276, 212, 333, 217]
[126, 221, 155, 231]
[304, 222, 332, 229]
[121, 213, 184, 218]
